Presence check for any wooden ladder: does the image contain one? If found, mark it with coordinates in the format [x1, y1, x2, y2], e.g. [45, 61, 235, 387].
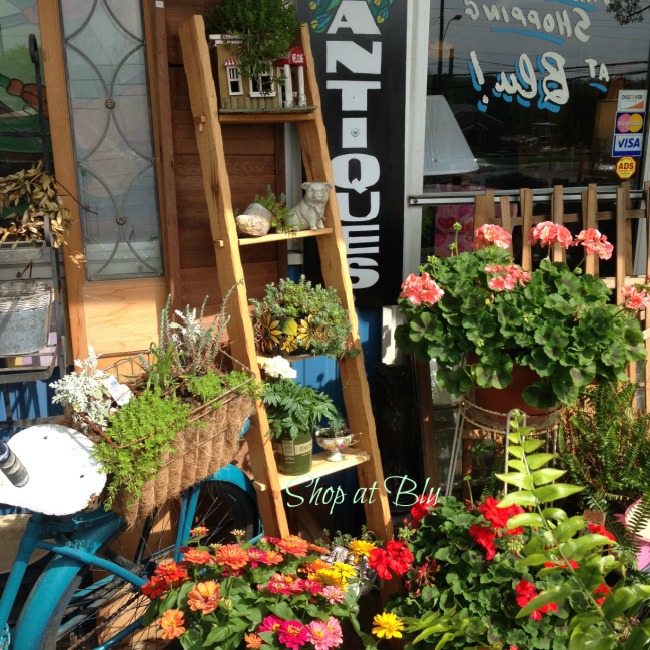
[178, 15, 394, 542]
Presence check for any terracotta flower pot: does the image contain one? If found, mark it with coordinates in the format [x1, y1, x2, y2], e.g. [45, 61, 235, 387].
[466, 352, 560, 426]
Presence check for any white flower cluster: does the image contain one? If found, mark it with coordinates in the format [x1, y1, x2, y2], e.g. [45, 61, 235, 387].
[50, 346, 114, 427]
[261, 355, 296, 380]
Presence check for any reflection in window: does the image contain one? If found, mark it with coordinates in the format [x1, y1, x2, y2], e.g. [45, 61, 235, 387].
[60, 0, 162, 281]
[426, 0, 648, 193]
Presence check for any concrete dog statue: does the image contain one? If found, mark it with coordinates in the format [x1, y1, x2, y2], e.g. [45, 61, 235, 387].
[285, 182, 333, 231]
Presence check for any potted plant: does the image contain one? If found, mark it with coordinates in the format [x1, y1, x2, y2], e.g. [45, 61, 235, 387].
[50, 290, 256, 525]
[259, 356, 337, 475]
[379, 414, 650, 649]
[250, 275, 355, 359]
[204, 0, 300, 87]
[0, 161, 75, 261]
[314, 411, 357, 462]
[395, 222, 647, 412]
[236, 185, 297, 237]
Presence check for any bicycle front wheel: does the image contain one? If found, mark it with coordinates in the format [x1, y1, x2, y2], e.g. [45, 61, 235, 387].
[16, 480, 259, 650]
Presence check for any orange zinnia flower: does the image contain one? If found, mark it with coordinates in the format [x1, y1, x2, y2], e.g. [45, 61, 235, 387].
[157, 609, 185, 640]
[154, 560, 188, 585]
[190, 526, 209, 537]
[214, 544, 249, 570]
[266, 550, 284, 565]
[303, 559, 329, 573]
[183, 549, 214, 565]
[277, 535, 309, 557]
[187, 580, 221, 614]
[307, 542, 330, 554]
[244, 633, 263, 648]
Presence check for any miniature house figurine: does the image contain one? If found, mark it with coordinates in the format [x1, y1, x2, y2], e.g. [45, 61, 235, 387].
[209, 34, 280, 109]
[274, 47, 307, 108]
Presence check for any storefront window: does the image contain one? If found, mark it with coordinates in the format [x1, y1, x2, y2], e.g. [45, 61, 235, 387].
[425, 0, 649, 193]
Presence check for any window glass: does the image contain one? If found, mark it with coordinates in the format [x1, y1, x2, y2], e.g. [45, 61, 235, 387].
[60, 0, 163, 281]
[227, 66, 242, 95]
[426, 0, 649, 193]
[249, 73, 276, 98]
[0, 3, 49, 176]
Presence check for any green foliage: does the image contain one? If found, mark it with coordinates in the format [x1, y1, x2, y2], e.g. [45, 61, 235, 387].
[253, 184, 296, 233]
[559, 380, 650, 513]
[93, 389, 190, 509]
[259, 378, 337, 441]
[250, 275, 356, 359]
[387, 496, 576, 649]
[317, 410, 350, 438]
[186, 369, 256, 404]
[496, 413, 650, 649]
[204, 0, 300, 83]
[395, 247, 646, 409]
[0, 161, 74, 248]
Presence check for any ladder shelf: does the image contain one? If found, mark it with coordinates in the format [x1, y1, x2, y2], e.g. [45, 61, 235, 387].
[179, 15, 393, 544]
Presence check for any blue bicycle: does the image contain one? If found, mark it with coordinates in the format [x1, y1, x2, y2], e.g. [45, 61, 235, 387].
[0, 420, 261, 649]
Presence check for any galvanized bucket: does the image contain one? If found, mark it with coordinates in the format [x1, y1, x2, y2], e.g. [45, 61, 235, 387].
[0, 281, 54, 356]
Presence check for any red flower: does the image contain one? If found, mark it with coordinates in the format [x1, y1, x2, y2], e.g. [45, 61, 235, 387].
[469, 524, 497, 560]
[154, 561, 188, 586]
[473, 224, 512, 250]
[588, 524, 616, 542]
[529, 221, 573, 249]
[593, 583, 613, 605]
[142, 575, 169, 599]
[411, 494, 439, 528]
[479, 497, 510, 528]
[516, 580, 557, 619]
[400, 272, 445, 306]
[368, 542, 414, 580]
[574, 228, 614, 260]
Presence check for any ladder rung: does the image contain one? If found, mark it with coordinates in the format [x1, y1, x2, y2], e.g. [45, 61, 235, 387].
[276, 448, 370, 491]
[239, 228, 333, 246]
[219, 109, 316, 124]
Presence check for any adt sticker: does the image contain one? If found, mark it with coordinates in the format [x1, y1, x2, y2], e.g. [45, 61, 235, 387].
[613, 134, 643, 157]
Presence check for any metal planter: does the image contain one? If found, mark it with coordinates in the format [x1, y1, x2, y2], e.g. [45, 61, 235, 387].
[0, 280, 54, 356]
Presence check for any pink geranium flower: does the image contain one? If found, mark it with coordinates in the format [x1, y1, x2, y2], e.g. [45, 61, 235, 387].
[574, 228, 614, 260]
[621, 286, 650, 310]
[277, 620, 309, 649]
[529, 221, 573, 249]
[400, 272, 444, 306]
[473, 224, 512, 250]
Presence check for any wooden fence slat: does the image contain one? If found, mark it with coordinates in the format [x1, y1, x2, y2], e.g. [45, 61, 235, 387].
[551, 185, 565, 263]
[500, 196, 513, 254]
[485, 190, 496, 222]
[521, 188, 533, 271]
[474, 195, 488, 231]
[582, 184, 598, 277]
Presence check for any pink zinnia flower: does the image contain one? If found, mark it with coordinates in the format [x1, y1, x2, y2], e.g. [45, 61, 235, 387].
[299, 579, 322, 595]
[473, 224, 512, 250]
[325, 617, 344, 646]
[399, 272, 444, 306]
[574, 228, 614, 260]
[321, 585, 346, 604]
[306, 620, 343, 650]
[529, 221, 573, 249]
[259, 615, 283, 633]
[278, 620, 309, 649]
[247, 549, 270, 568]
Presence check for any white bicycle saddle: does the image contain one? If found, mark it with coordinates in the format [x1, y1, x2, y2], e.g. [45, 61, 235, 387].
[0, 424, 106, 516]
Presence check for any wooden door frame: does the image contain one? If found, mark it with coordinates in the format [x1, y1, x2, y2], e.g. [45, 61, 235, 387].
[36, 0, 178, 362]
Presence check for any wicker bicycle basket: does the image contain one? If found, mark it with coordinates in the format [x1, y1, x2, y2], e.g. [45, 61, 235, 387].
[93, 349, 255, 527]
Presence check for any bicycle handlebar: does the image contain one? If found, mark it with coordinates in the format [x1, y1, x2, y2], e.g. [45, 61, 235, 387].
[0, 440, 29, 487]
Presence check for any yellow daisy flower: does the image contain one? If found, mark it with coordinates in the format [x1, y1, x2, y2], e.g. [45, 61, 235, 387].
[261, 312, 281, 351]
[372, 612, 404, 639]
[349, 539, 377, 563]
[280, 336, 298, 353]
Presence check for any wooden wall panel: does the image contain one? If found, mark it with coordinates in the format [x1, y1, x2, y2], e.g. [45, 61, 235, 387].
[164, 1, 284, 318]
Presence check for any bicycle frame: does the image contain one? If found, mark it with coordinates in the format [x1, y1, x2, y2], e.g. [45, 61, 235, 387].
[1, 462, 261, 649]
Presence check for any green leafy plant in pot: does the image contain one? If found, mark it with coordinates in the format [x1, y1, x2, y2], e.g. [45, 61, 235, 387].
[204, 0, 301, 85]
[259, 356, 337, 475]
[250, 275, 356, 359]
[395, 222, 647, 411]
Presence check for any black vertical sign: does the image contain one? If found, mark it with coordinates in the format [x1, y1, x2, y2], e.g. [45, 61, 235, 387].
[296, 0, 407, 307]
